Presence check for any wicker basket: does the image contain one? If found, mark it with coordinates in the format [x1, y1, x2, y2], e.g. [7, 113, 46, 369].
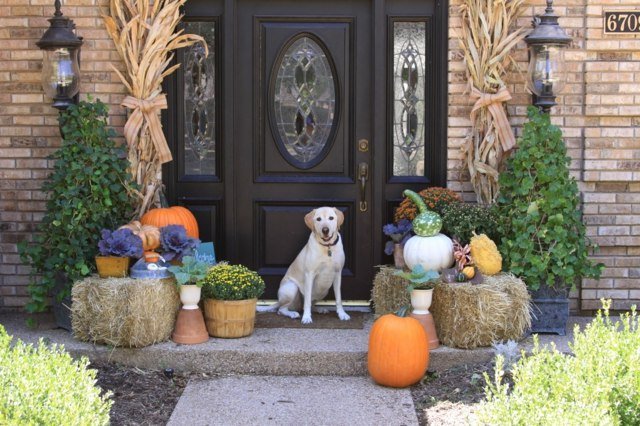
[203, 298, 257, 338]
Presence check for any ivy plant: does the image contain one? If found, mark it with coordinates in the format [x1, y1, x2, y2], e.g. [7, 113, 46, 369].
[18, 99, 136, 312]
[496, 107, 603, 291]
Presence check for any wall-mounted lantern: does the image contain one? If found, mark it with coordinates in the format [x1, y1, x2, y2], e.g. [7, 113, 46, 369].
[36, 0, 83, 110]
[525, 0, 572, 113]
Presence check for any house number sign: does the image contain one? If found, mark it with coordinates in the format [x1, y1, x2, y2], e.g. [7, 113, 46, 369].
[604, 11, 640, 34]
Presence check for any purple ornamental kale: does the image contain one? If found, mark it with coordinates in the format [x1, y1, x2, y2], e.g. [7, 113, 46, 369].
[383, 219, 413, 255]
[98, 228, 144, 258]
[160, 225, 201, 261]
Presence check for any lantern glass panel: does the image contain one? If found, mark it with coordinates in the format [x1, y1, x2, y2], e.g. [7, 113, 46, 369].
[42, 47, 80, 100]
[527, 44, 566, 97]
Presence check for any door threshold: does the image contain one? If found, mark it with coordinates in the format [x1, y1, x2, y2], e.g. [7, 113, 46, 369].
[257, 300, 371, 312]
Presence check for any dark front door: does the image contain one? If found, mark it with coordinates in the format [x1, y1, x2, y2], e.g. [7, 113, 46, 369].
[164, 0, 447, 302]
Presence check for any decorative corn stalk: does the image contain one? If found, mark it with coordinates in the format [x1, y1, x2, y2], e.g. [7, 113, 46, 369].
[103, 0, 207, 217]
[458, 0, 529, 204]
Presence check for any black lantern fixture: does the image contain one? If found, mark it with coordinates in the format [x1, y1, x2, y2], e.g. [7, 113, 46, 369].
[524, 0, 572, 113]
[36, 0, 83, 110]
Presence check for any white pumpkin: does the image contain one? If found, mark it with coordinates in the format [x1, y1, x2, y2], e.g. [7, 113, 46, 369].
[403, 233, 454, 272]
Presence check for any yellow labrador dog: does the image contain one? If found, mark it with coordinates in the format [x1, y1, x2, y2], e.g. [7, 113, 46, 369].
[258, 207, 350, 324]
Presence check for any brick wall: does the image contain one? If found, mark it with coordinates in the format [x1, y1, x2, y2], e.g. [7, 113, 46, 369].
[1, 0, 638, 312]
[449, 0, 640, 313]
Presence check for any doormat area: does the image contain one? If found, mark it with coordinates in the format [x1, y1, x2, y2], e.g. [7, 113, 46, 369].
[255, 311, 367, 329]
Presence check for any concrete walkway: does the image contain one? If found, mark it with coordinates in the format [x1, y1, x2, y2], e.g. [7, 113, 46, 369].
[168, 375, 418, 426]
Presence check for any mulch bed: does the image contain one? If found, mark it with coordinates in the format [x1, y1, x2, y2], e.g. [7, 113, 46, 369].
[411, 361, 505, 425]
[92, 362, 196, 426]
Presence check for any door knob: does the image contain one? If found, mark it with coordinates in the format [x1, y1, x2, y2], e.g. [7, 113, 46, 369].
[358, 162, 369, 212]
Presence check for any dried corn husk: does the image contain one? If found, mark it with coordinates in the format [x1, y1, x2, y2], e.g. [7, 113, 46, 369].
[104, 0, 207, 216]
[458, 0, 529, 204]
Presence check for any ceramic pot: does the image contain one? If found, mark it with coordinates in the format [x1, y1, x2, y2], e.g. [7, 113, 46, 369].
[179, 285, 201, 310]
[95, 256, 130, 278]
[203, 298, 257, 338]
[410, 288, 433, 315]
[393, 243, 406, 269]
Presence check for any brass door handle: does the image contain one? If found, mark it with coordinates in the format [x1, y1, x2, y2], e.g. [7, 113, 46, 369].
[358, 162, 368, 212]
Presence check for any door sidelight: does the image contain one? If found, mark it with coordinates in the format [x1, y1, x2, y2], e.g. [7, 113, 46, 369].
[358, 162, 369, 212]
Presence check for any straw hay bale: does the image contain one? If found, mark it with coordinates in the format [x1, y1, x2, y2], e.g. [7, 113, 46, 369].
[72, 276, 180, 348]
[371, 266, 411, 318]
[431, 273, 531, 349]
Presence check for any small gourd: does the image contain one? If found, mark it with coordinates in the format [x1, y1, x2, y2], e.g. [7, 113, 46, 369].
[118, 221, 161, 251]
[456, 272, 467, 282]
[462, 266, 475, 280]
[402, 190, 442, 237]
[470, 232, 502, 276]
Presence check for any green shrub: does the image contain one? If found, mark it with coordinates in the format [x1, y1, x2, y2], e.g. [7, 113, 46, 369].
[441, 203, 501, 244]
[0, 325, 112, 424]
[496, 107, 602, 290]
[19, 99, 137, 312]
[478, 301, 640, 425]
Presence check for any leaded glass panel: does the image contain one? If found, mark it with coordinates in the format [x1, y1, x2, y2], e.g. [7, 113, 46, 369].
[392, 22, 426, 177]
[273, 36, 336, 166]
[183, 22, 215, 176]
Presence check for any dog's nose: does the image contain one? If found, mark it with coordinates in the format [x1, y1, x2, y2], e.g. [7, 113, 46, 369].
[322, 227, 329, 235]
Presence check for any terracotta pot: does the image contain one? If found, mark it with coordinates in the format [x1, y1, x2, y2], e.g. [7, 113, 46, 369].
[179, 285, 201, 310]
[410, 288, 433, 315]
[203, 298, 257, 338]
[393, 243, 406, 269]
[95, 256, 130, 278]
[410, 288, 439, 349]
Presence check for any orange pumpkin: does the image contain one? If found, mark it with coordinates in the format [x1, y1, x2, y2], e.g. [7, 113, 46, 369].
[143, 251, 160, 263]
[118, 221, 161, 251]
[367, 314, 429, 388]
[140, 206, 199, 239]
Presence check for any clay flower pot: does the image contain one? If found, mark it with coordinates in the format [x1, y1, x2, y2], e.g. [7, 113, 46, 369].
[95, 256, 130, 278]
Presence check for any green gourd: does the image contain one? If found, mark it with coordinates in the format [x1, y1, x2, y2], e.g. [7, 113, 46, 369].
[402, 189, 443, 237]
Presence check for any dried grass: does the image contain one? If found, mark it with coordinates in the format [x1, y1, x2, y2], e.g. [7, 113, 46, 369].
[103, 0, 207, 216]
[458, 0, 528, 204]
[72, 276, 180, 348]
[431, 273, 531, 349]
[371, 266, 411, 318]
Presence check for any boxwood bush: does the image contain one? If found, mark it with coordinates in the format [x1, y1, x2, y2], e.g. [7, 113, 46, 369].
[478, 301, 640, 425]
[0, 325, 112, 424]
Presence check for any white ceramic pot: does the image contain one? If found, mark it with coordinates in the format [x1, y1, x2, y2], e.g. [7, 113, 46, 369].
[180, 285, 201, 310]
[411, 288, 433, 315]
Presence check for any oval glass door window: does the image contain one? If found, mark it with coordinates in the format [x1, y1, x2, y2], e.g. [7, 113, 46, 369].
[272, 35, 338, 168]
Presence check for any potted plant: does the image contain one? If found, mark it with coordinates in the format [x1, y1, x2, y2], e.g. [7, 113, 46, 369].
[167, 255, 211, 344]
[159, 225, 200, 264]
[394, 264, 440, 349]
[167, 255, 210, 309]
[383, 219, 412, 269]
[497, 107, 603, 335]
[17, 100, 136, 328]
[201, 263, 265, 338]
[95, 228, 143, 278]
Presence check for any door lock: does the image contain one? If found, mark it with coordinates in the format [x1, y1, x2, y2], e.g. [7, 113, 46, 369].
[358, 139, 369, 152]
[358, 162, 369, 212]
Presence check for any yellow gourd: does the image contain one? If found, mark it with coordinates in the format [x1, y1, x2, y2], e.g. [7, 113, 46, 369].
[470, 233, 502, 276]
[462, 266, 475, 279]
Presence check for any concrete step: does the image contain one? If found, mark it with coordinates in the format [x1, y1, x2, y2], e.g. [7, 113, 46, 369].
[0, 313, 582, 376]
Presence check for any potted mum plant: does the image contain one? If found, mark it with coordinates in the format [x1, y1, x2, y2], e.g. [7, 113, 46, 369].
[160, 225, 200, 264]
[201, 263, 265, 338]
[96, 228, 143, 278]
[167, 255, 211, 344]
[497, 107, 603, 335]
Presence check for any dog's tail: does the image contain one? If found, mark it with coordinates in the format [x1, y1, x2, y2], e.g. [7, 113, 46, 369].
[256, 302, 279, 313]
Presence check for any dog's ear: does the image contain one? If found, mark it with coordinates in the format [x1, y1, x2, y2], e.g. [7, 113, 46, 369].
[304, 209, 316, 230]
[333, 208, 344, 227]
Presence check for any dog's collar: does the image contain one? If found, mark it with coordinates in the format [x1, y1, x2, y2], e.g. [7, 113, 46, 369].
[319, 234, 340, 257]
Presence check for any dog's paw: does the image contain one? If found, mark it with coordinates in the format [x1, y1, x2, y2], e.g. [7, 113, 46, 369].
[337, 311, 351, 321]
[301, 315, 313, 324]
[278, 309, 300, 319]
